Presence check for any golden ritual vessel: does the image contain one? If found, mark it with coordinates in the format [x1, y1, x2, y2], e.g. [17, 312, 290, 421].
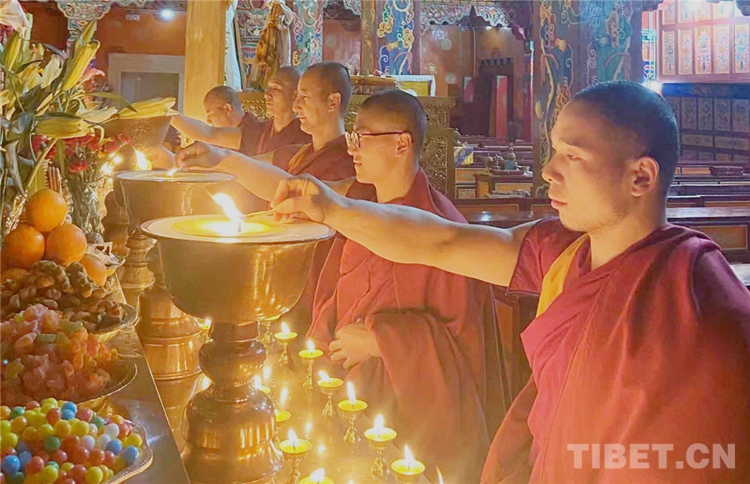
[116, 169, 234, 378]
[142, 213, 335, 484]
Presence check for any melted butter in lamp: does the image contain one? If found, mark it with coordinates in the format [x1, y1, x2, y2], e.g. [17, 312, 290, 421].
[274, 322, 298, 343]
[173, 218, 284, 238]
[317, 371, 343, 390]
[278, 429, 312, 455]
[364, 414, 397, 443]
[337, 382, 368, 412]
[300, 468, 334, 484]
[299, 340, 324, 360]
[391, 446, 426, 477]
[275, 408, 292, 425]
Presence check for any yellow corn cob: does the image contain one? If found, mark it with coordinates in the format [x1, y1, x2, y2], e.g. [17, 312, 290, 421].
[3, 31, 23, 72]
[61, 41, 99, 92]
[35, 116, 91, 139]
[117, 97, 177, 119]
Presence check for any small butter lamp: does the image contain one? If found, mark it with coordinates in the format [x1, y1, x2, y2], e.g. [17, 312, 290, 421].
[252, 375, 271, 395]
[317, 371, 343, 419]
[299, 340, 323, 391]
[437, 467, 444, 484]
[337, 382, 368, 444]
[300, 468, 334, 484]
[279, 429, 312, 484]
[391, 446, 426, 484]
[274, 322, 298, 366]
[364, 414, 398, 479]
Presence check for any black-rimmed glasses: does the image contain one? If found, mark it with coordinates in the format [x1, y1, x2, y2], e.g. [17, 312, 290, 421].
[345, 130, 411, 149]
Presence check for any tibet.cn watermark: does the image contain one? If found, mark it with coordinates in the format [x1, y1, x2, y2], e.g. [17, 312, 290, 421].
[567, 444, 735, 470]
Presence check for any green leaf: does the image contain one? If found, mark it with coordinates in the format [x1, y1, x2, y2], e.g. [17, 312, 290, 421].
[7, 112, 34, 143]
[87, 91, 135, 111]
[43, 44, 66, 59]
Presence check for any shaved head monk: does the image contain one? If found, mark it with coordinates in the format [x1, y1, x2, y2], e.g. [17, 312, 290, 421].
[177, 61, 371, 331]
[170, 70, 310, 156]
[308, 90, 507, 482]
[270, 81, 750, 482]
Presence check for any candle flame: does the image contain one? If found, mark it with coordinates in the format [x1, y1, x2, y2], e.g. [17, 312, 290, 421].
[317, 444, 326, 455]
[280, 387, 289, 406]
[134, 150, 152, 171]
[166, 167, 179, 177]
[288, 429, 298, 446]
[281, 322, 291, 336]
[111, 154, 123, 165]
[437, 467, 444, 484]
[374, 414, 384, 432]
[211, 193, 243, 223]
[307, 339, 315, 352]
[310, 469, 326, 483]
[252, 376, 263, 390]
[202, 317, 212, 330]
[347, 381, 356, 405]
[263, 366, 271, 381]
[305, 421, 313, 434]
[318, 371, 330, 383]
[101, 162, 114, 176]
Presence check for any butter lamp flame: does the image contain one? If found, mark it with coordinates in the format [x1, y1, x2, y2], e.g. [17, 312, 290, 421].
[347, 382, 356, 406]
[374, 414, 384, 437]
[404, 446, 415, 472]
[437, 467, 444, 484]
[134, 149, 152, 171]
[288, 429, 299, 451]
[319, 371, 330, 383]
[281, 322, 291, 336]
[310, 469, 326, 483]
[307, 339, 315, 352]
[211, 192, 243, 233]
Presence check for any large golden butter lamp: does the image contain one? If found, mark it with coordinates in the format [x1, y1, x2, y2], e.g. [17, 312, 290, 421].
[142, 213, 335, 484]
[116, 170, 234, 381]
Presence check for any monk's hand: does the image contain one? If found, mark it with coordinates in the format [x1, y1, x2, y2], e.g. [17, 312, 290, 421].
[270, 174, 338, 223]
[176, 141, 228, 169]
[329, 322, 381, 369]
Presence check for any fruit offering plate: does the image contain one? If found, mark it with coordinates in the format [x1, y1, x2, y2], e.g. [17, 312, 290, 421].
[78, 359, 138, 412]
[90, 304, 137, 344]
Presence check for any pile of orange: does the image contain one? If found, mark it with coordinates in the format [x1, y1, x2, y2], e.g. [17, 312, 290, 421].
[2, 189, 106, 285]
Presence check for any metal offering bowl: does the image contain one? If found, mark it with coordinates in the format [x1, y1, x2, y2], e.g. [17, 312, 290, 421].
[77, 358, 138, 412]
[115, 170, 236, 232]
[104, 117, 172, 151]
[141, 215, 334, 484]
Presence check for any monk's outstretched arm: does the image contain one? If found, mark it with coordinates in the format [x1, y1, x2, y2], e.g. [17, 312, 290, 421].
[170, 115, 242, 150]
[177, 142, 288, 201]
[271, 175, 535, 287]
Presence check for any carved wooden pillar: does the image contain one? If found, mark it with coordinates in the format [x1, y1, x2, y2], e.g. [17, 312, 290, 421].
[360, 0, 377, 75]
[184, 0, 228, 120]
[376, 0, 418, 75]
[55, 0, 111, 42]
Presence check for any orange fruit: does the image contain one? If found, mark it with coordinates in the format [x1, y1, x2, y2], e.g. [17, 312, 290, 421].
[44, 224, 87, 266]
[1, 267, 29, 282]
[2, 224, 46, 269]
[79, 254, 107, 286]
[26, 188, 68, 233]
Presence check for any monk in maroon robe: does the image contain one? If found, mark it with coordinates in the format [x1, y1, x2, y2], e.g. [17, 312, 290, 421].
[171, 68, 309, 157]
[271, 81, 750, 482]
[307, 90, 507, 482]
[178, 62, 373, 332]
[238, 67, 311, 156]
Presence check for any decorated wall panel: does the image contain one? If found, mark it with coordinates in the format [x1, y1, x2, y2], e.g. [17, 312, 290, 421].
[377, 0, 416, 74]
[659, 0, 750, 82]
[663, 83, 750, 162]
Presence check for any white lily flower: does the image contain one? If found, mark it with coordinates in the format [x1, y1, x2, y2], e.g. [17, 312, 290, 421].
[41, 55, 62, 89]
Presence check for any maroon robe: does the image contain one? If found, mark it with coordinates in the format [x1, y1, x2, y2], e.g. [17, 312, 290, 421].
[482, 218, 750, 483]
[273, 136, 375, 333]
[310, 169, 507, 482]
[239, 117, 310, 156]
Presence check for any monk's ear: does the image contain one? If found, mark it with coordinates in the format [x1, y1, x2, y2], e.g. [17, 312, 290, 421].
[328, 93, 341, 114]
[630, 155, 660, 198]
[395, 132, 410, 156]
